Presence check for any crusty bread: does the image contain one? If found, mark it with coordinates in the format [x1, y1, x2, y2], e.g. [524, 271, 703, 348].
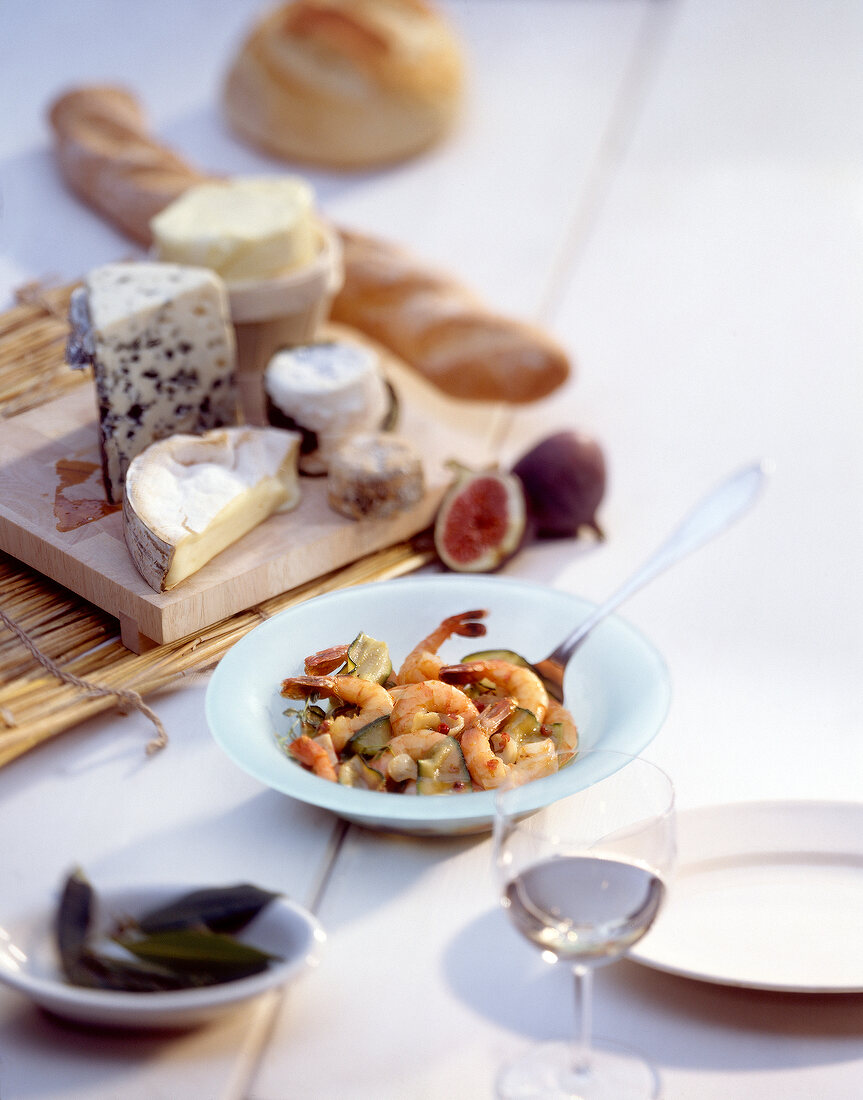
[223, 0, 465, 170]
[49, 86, 208, 245]
[331, 228, 572, 403]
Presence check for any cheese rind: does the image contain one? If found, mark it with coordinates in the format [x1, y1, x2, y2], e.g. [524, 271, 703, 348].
[264, 338, 390, 475]
[150, 177, 317, 283]
[67, 261, 239, 503]
[123, 427, 301, 591]
[327, 432, 424, 520]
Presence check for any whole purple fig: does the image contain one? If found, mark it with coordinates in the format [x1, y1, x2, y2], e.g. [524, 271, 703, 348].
[511, 430, 606, 539]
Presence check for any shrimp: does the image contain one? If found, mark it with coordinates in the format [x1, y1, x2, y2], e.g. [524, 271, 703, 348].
[384, 730, 449, 783]
[280, 674, 393, 752]
[395, 610, 487, 684]
[460, 698, 520, 790]
[543, 699, 579, 766]
[510, 738, 558, 786]
[389, 680, 480, 739]
[288, 734, 338, 782]
[439, 659, 548, 723]
[461, 698, 560, 790]
[387, 730, 449, 758]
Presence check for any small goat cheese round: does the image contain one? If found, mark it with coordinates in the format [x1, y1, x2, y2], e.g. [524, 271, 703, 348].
[327, 433, 424, 520]
[264, 340, 390, 475]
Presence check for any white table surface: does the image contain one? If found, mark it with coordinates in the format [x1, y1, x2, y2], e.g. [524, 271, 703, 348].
[1, 1, 862, 1097]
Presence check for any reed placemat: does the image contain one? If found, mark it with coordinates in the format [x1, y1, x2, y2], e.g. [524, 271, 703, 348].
[0, 284, 434, 767]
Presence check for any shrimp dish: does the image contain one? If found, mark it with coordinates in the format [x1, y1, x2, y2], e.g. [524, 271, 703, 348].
[276, 610, 579, 795]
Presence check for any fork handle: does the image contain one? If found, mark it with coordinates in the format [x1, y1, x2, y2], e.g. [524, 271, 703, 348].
[544, 461, 770, 666]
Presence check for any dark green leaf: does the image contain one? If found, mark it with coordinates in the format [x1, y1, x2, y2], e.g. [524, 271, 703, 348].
[115, 929, 280, 983]
[135, 884, 281, 934]
[65, 949, 189, 992]
[55, 867, 95, 977]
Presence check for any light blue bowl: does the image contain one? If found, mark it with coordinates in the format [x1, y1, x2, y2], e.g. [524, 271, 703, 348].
[206, 575, 671, 835]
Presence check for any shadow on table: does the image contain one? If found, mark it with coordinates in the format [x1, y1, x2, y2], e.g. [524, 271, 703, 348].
[162, 105, 395, 209]
[0, 994, 251, 1099]
[442, 905, 577, 1042]
[442, 906, 863, 1072]
[605, 959, 863, 1072]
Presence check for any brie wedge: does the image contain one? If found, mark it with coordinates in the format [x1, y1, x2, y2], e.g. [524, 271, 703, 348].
[150, 177, 317, 283]
[123, 427, 301, 592]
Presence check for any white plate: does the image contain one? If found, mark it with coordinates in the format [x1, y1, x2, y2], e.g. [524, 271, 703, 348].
[630, 801, 863, 992]
[0, 885, 325, 1029]
[206, 575, 671, 835]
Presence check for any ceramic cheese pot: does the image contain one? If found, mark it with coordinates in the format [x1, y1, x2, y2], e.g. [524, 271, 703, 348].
[227, 220, 343, 424]
[150, 177, 344, 424]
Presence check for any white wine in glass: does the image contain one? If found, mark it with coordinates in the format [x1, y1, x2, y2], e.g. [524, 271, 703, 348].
[492, 750, 675, 1099]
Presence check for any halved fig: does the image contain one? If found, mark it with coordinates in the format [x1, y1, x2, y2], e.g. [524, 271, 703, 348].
[433, 467, 526, 572]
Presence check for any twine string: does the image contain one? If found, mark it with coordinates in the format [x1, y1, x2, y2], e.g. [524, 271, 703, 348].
[0, 607, 168, 753]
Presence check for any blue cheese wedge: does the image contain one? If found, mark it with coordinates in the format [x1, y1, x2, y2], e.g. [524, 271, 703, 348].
[264, 339, 391, 475]
[123, 427, 301, 591]
[149, 177, 317, 283]
[67, 262, 239, 503]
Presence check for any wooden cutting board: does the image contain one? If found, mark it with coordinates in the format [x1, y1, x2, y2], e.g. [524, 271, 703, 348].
[0, 329, 500, 652]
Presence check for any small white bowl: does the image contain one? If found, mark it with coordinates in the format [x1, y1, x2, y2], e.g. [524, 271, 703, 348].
[0, 884, 325, 1029]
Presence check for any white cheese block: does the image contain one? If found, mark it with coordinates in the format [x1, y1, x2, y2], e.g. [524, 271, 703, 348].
[150, 177, 317, 283]
[67, 261, 238, 503]
[123, 427, 301, 592]
[264, 338, 390, 475]
[327, 432, 424, 520]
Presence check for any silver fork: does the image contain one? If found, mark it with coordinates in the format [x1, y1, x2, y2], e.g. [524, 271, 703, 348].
[532, 461, 770, 702]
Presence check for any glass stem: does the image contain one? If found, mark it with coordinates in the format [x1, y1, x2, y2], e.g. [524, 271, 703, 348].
[571, 963, 593, 1077]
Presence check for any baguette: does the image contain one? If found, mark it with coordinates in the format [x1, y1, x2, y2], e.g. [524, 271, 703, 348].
[331, 228, 571, 403]
[48, 85, 208, 245]
[47, 85, 571, 403]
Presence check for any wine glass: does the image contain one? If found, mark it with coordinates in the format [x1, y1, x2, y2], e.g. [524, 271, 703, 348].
[492, 750, 675, 1100]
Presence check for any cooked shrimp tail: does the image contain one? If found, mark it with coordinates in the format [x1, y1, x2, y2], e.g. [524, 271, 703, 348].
[439, 659, 548, 723]
[281, 674, 393, 752]
[389, 680, 480, 738]
[461, 697, 556, 791]
[281, 674, 329, 699]
[396, 610, 488, 685]
[304, 644, 351, 675]
[460, 699, 516, 789]
[543, 699, 579, 765]
[288, 734, 338, 782]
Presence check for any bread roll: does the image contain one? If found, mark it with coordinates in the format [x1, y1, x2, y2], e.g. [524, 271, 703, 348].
[49, 86, 208, 245]
[331, 228, 572, 403]
[223, 0, 465, 170]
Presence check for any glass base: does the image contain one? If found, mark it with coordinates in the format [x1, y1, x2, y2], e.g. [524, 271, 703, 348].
[495, 1036, 660, 1100]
